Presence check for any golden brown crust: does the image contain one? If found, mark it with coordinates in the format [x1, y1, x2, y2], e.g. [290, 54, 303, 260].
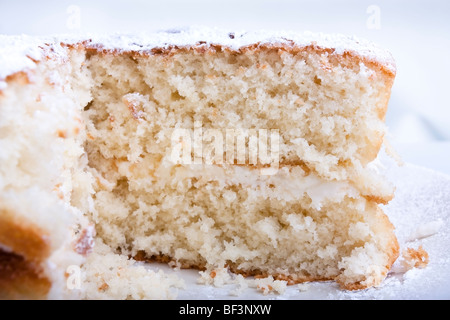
[0, 71, 31, 96]
[363, 194, 394, 205]
[137, 251, 399, 291]
[136, 252, 336, 284]
[0, 208, 51, 262]
[374, 206, 400, 270]
[228, 264, 335, 286]
[4, 71, 31, 86]
[0, 208, 52, 299]
[0, 250, 51, 300]
[78, 41, 395, 77]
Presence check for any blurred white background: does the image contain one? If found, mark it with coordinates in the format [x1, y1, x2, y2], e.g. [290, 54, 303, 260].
[1, 0, 449, 172]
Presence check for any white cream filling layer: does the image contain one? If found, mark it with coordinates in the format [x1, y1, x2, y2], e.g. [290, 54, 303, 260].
[154, 160, 359, 209]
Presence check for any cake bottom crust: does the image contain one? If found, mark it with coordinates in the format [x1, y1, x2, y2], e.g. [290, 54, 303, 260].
[0, 250, 51, 300]
[134, 246, 399, 291]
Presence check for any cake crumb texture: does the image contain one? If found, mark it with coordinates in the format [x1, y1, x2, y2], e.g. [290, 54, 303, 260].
[0, 28, 400, 298]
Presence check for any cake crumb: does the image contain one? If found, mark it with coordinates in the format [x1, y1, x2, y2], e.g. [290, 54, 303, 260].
[57, 129, 67, 138]
[229, 275, 248, 296]
[82, 240, 185, 300]
[383, 138, 404, 166]
[73, 224, 96, 255]
[198, 267, 232, 287]
[401, 246, 429, 270]
[197, 269, 288, 296]
[252, 276, 287, 295]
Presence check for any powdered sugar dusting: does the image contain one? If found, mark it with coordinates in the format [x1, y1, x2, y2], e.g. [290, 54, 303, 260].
[81, 27, 396, 72]
[0, 35, 46, 88]
[0, 26, 395, 89]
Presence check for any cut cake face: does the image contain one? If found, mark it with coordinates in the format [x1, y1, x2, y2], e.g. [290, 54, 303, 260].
[0, 27, 398, 299]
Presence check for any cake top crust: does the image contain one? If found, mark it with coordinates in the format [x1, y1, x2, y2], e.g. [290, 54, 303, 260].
[0, 26, 396, 89]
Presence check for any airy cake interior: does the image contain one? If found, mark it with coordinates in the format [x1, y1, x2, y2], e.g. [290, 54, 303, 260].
[0, 39, 398, 298]
[81, 45, 397, 289]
